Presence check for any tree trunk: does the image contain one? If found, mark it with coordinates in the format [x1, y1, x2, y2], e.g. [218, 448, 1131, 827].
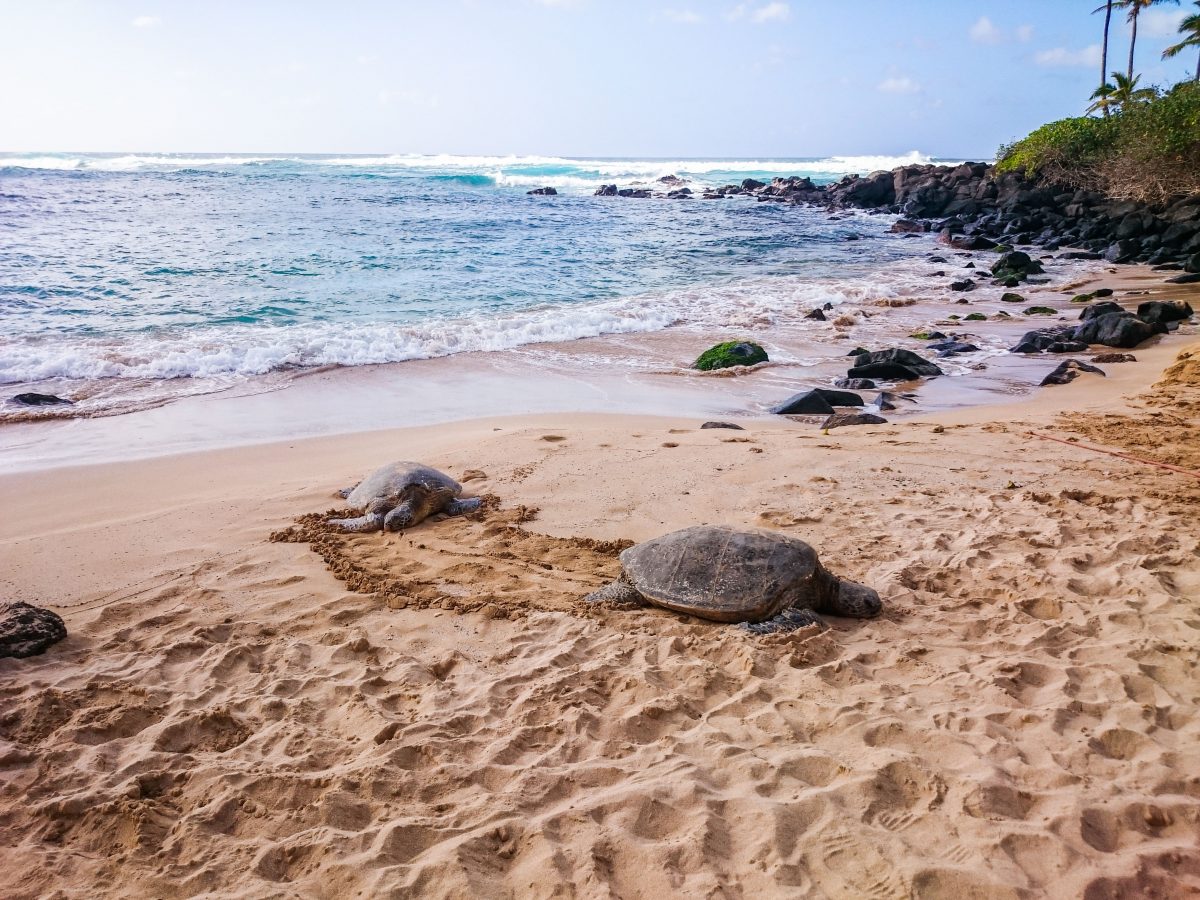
[1128, 7, 1139, 81]
[1102, 1, 1113, 116]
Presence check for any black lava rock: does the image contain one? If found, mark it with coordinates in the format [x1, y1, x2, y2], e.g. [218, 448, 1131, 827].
[821, 412, 888, 429]
[771, 390, 834, 416]
[1072, 313, 1166, 349]
[1040, 358, 1106, 386]
[10, 393, 73, 406]
[847, 349, 943, 380]
[1136, 300, 1193, 326]
[0, 602, 67, 659]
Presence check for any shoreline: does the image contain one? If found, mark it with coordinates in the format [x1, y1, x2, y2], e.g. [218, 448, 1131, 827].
[2, 258, 1195, 473]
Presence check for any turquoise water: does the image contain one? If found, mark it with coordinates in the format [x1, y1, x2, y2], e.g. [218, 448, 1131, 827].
[0, 151, 968, 415]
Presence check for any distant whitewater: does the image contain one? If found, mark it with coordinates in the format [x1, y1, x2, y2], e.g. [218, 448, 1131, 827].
[0, 151, 974, 418]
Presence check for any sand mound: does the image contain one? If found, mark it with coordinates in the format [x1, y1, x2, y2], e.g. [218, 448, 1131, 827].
[1060, 343, 1200, 478]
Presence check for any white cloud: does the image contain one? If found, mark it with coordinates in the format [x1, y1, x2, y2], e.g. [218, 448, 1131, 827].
[1143, 8, 1188, 38]
[751, 2, 790, 24]
[878, 76, 921, 95]
[1016, 24, 1034, 43]
[131, 15, 161, 28]
[728, 3, 789, 23]
[969, 16, 1002, 44]
[660, 8, 704, 25]
[1035, 45, 1103, 68]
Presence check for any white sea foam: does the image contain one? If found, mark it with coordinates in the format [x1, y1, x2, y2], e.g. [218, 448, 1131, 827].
[0, 265, 943, 385]
[0, 151, 969, 181]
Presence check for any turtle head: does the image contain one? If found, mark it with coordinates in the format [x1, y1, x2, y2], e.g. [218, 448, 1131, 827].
[383, 503, 415, 531]
[832, 579, 882, 619]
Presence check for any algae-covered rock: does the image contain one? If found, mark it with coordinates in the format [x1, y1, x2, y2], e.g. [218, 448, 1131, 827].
[1024, 306, 1057, 316]
[964, 313, 987, 321]
[693, 341, 768, 371]
[1001, 292, 1025, 303]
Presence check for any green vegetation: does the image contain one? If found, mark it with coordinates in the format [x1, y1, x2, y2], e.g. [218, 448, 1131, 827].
[692, 340, 768, 371]
[996, 81, 1200, 203]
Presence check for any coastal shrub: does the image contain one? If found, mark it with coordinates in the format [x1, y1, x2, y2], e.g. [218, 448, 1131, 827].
[995, 117, 1116, 184]
[693, 341, 768, 371]
[996, 82, 1200, 204]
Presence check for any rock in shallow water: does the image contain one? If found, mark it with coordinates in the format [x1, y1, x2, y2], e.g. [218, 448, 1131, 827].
[693, 341, 768, 371]
[10, 393, 73, 407]
[0, 602, 67, 658]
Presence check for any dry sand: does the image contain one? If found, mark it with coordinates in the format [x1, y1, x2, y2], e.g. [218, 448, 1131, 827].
[2, 337, 1200, 896]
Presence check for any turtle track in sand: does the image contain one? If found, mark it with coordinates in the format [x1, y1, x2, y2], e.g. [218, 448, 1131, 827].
[269, 505, 842, 659]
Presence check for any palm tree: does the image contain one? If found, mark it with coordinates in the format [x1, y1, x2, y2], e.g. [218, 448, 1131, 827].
[1118, 0, 1180, 80]
[1161, 1, 1200, 81]
[1088, 80, 1118, 115]
[1089, 72, 1156, 113]
[1094, 1, 1117, 113]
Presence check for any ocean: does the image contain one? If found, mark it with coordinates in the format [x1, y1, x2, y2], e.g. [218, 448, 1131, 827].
[0, 150, 999, 421]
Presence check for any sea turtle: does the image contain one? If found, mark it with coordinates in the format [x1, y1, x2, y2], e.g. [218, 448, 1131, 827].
[329, 462, 481, 533]
[585, 525, 881, 633]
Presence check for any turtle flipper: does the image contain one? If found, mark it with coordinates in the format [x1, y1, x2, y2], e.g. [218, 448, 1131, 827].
[445, 497, 482, 517]
[585, 578, 647, 609]
[329, 512, 386, 533]
[739, 607, 824, 635]
[825, 579, 882, 618]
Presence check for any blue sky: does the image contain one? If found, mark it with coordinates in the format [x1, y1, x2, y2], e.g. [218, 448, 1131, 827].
[1, 0, 1197, 157]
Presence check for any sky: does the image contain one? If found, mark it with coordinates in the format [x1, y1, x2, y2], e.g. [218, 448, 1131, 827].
[0, 0, 1197, 158]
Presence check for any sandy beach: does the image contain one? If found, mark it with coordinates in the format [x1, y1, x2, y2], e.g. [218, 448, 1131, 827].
[2, 274, 1199, 897]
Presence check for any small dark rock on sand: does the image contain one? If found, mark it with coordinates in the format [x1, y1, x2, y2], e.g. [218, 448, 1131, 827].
[0, 601, 68, 659]
[821, 412, 887, 429]
[1040, 359, 1105, 386]
[701, 421, 745, 430]
[1091, 352, 1136, 363]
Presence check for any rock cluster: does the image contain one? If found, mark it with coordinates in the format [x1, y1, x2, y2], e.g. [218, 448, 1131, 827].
[590, 162, 1200, 271]
[1010, 300, 1194, 354]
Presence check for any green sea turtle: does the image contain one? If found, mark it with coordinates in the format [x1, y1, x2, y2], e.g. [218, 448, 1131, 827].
[330, 462, 481, 533]
[586, 525, 881, 633]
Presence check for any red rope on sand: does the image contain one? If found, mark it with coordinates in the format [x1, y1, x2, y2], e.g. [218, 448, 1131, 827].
[1026, 431, 1200, 481]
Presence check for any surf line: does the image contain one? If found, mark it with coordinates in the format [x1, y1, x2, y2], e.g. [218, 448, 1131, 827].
[1026, 431, 1200, 481]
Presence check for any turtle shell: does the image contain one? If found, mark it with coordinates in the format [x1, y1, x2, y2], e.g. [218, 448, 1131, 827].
[620, 525, 831, 624]
[345, 461, 461, 511]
